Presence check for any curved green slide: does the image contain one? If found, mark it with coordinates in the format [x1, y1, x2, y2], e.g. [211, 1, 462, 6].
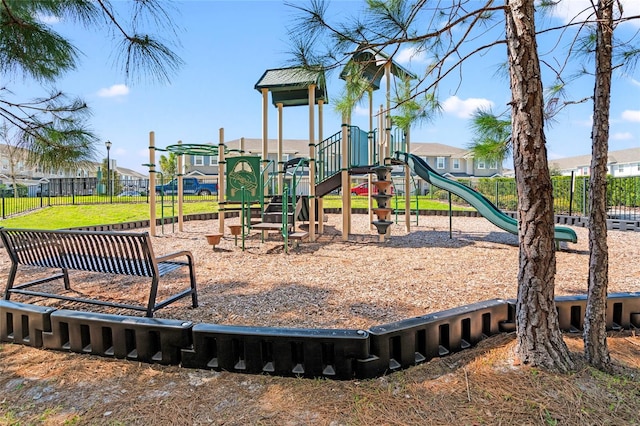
[394, 152, 577, 243]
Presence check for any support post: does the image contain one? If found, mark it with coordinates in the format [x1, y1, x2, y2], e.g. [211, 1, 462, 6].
[308, 84, 316, 242]
[261, 88, 269, 195]
[384, 62, 392, 239]
[368, 90, 374, 231]
[277, 102, 284, 193]
[177, 140, 184, 232]
[341, 117, 349, 241]
[317, 99, 324, 234]
[405, 127, 411, 232]
[449, 192, 453, 239]
[218, 128, 226, 234]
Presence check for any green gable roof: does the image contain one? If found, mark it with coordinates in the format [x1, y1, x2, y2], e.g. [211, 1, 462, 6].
[254, 67, 328, 107]
[340, 45, 417, 90]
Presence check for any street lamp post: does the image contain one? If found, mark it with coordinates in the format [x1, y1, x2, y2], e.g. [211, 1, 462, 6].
[105, 140, 112, 202]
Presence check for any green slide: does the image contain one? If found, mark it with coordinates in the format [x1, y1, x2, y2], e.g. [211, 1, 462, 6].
[394, 152, 578, 243]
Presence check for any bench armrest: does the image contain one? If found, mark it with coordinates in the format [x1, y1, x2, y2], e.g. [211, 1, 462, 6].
[155, 250, 194, 264]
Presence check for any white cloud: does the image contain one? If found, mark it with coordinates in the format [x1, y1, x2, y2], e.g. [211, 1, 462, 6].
[354, 105, 369, 116]
[37, 14, 60, 24]
[612, 132, 634, 140]
[547, 0, 595, 24]
[631, 78, 640, 87]
[97, 84, 130, 98]
[547, 0, 640, 27]
[622, 110, 640, 122]
[442, 96, 493, 119]
[395, 47, 427, 65]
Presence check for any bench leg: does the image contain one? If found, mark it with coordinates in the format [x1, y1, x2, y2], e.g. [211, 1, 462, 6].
[3, 264, 18, 300]
[62, 268, 70, 290]
[188, 258, 198, 308]
[146, 276, 160, 317]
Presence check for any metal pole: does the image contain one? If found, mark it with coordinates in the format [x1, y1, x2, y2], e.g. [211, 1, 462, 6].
[105, 140, 112, 203]
[449, 192, 452, 239]
[569, 171, 575, 216]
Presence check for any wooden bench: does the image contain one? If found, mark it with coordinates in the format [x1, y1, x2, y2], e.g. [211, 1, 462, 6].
[0, 228, 198, 317]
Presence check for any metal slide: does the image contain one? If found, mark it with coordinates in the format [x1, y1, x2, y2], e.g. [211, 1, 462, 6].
[394, 151, 578, 243]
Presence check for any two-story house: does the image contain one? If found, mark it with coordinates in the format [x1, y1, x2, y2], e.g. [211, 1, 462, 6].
[409, 143, 502, 178]
[548, 147, 640, 178]
[0, 143, 148, 196]
[184, 138, 310, 179]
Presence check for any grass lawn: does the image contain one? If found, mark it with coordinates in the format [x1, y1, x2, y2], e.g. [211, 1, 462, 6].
[0, 196, 470, 229]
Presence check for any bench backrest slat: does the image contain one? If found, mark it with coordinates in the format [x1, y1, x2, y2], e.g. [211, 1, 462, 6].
[0, 229, 157, 277]
[3, 230, 62, 269]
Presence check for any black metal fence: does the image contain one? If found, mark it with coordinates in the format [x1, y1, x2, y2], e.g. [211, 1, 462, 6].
[1, 175, 638, 222]
[0, 177, 219, 219]
[426, 175, 640, 221]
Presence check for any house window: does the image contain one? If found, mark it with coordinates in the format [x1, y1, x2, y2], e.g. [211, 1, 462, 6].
[436, 157, 445, 169]
[208, 156, 218, 166]
[617, 164, 624, 173]
[477, 160, 485, 169]
[489, 161, 498, 169]
[452, 159, 460, 170]
[194, 156, 204, 166]
[582, 166, 589, 175]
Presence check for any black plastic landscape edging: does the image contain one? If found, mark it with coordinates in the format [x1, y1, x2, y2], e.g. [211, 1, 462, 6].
[2, 293, 639, 380]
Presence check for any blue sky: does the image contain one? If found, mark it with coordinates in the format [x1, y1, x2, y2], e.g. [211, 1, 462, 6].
[13, 0, 640, 173]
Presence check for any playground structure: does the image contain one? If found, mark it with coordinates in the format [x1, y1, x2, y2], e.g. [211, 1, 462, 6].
[145, 45, 577, 247]
[146, 124, 578, 248]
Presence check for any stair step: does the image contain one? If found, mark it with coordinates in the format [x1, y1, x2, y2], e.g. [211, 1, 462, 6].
[288, 232, 309, 240]
[252, 222, 293, 231]
[263, 213, 293, 223]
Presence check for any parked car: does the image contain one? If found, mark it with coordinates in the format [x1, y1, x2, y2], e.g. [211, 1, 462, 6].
[117, 190, 142, 197]
[155, 177, 218, 196]
[350, 182, 394, 196]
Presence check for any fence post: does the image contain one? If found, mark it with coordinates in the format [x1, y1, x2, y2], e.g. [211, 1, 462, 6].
[569, 171, 574, 216]
[583, 177, 587, 216]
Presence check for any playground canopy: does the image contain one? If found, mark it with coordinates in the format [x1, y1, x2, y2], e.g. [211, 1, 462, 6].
[340, 44, 417, 88]
[254, 66, 328, 107]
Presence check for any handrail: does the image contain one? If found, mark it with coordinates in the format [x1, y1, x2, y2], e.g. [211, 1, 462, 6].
[390, 127, 407, 158]
[315, 125, 377, 186]
[314, 125, 405, 189]
[260, 160, 277, 221]
[240, 186, 248, 251]
[315, 129, 342, 185]
[282, 184, 290, 253]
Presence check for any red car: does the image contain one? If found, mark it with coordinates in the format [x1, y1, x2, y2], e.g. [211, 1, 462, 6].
[350, 182, 394, 196]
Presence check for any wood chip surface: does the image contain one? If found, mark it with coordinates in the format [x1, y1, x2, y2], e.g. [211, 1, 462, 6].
[1, 214, 638, 330]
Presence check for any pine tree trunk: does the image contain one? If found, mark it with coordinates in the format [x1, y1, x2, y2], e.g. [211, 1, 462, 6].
[584, 0, 613, 370]
[505, 0, 573, 372]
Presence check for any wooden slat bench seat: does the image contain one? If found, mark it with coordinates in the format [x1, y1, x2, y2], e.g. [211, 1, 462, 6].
[0, 228, 198, 317]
